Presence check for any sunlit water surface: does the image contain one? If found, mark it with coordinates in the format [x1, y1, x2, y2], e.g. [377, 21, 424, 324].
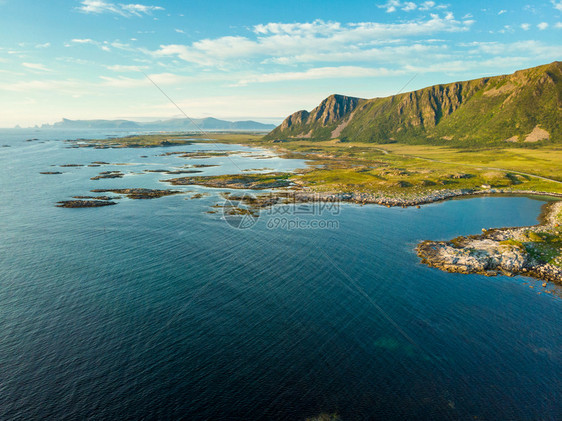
[0, 129, 560, 420]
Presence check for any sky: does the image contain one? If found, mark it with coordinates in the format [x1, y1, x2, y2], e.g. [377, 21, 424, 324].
[0, 0, 561, 127]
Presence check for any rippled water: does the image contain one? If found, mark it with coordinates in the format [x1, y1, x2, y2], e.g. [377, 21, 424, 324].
[1, 129, 561, 420]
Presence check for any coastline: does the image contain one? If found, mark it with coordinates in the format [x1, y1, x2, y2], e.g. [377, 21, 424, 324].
[64, 134, 562, 284]
[278, 188, 562, 207]
[416, 201, 562, 284]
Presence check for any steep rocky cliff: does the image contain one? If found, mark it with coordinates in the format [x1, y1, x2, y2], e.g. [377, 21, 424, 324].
[266, 61, 562, 145]
[269, 94, 364, 139]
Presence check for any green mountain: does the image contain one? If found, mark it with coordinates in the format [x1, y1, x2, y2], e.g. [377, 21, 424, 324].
[266, 61, 562, 146]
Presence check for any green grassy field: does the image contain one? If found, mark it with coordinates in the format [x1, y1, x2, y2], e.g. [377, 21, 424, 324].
[73, 133, 562, 196]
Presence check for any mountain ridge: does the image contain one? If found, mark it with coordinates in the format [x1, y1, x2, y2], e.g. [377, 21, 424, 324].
[265, 61, 562, 146]
[40, 117, 276, 131]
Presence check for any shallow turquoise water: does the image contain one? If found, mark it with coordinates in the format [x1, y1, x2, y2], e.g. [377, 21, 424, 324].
[0, 130, 561, 420]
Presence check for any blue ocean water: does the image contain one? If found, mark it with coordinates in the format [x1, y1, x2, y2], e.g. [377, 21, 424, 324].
[0, 129, 561, 420]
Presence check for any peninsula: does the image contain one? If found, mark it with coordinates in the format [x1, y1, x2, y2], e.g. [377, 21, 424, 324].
[64, 61, 562, 282]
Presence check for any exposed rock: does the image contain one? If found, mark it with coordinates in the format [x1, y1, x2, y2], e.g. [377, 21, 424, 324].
[280, 110, 310, 131]
[524, 125, 550, 142]
[72, 195, 121, 201]
[308, 94, 361, 125]
[90, 188, 183, 199]
[163, 173, 291, 190]
[266, 61, 562, 143]
[144, 169, 203, 175]
[273, 94, 363, 138]
[417, 201, 562, 283]
[57, 200, 117, 208]
[90, 171, 124, 180]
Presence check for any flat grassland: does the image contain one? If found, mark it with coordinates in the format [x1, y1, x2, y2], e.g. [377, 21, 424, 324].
[74, 133, 562, 196]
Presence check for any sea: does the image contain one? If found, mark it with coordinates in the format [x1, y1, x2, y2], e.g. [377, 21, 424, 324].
[0, 128, 561, 420]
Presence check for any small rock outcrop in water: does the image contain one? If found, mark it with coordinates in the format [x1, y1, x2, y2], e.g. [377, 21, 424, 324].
[57, 200, 117, 208]
[163, 173, 291, 190]
[90, 188, 183, 199]
[417, 201, 562, 283]
[90, 171, 124, 180]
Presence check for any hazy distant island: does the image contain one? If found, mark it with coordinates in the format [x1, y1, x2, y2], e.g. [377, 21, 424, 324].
[35, 116, 276, 132]
[61, 61, 562, 282]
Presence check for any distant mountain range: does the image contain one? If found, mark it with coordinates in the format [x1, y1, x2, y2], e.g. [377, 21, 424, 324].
[40, 117, 276, 131]
[266, 61, 562, 146]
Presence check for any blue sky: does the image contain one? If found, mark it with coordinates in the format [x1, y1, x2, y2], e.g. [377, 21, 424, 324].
[0, 0, 561, 127]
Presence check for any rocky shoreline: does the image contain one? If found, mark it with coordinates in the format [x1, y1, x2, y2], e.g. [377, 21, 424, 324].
[285, 188, 562, 207]
[416, 201, 562, 284]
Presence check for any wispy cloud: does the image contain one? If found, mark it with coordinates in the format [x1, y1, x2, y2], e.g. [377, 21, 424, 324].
[538, 22, 549, 30]
[77, 0, 164, 17]
[99, 72, 186, 88]
[521, 23, 530, 30]
[22, 62, 51, 72]
[0, 79, 81, 92]
[233, 66, 401, 86]
[552, 1, 562, 12]
[498, 10, 507, 15]
[105, 64, 146, 72]
[465, 40, 562, 58]
[35, 42, 51, 48]
[155, 16, 473, 67]
[377, 1, 447, 13]
[70, 38, 96, 44]
[120, 3, 164, 16]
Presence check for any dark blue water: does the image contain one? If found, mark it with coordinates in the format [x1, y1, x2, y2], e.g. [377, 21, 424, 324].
[1, 130, 561, 420]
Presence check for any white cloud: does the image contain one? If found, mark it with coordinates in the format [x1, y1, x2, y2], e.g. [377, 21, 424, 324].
[0, 79, 80, 92]
[77, 0, 163, 17]
[377, 1, 446, 13]
[466, 40, 562, 59]
[234, 66, 401, 86]
[175, 29, 185, 34]
[22, 62, 51, 72]
[35, 42, 51, 48]
[538, 22, 549, 30]
[105, 64, 146, 72]
[267, 43, 449, 65]
[521, 23, 530, 30]
[100, 72, 187, 88]
[155, 16, 473, 67]
[71, 38, 96, 44]
[498, 10, 507, 15]
[556, 22, 562, 28]
[121, 3, 163, 16]
[402, 2, 417, 12]
[552, 1, 562, 12]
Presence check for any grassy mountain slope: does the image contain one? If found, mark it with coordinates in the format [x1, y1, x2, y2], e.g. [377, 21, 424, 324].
[266, 61, 562, 146]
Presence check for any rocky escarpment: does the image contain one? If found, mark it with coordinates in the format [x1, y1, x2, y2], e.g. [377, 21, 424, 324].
[417, 201, 562, 283]
[266, 61, 562, 144]
[267, 94, 363, 139]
